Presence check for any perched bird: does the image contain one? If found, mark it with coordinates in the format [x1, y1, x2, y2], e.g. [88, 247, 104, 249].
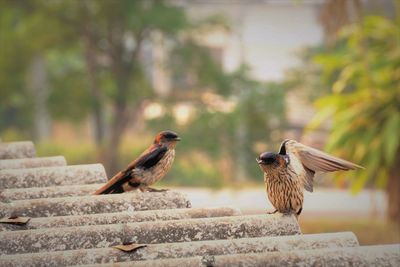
[94, 130, 180, 194]
[256, 139, 362, 217]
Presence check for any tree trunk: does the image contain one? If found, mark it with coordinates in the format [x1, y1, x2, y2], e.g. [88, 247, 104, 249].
[104, 100, 147, 176]
[235, 120, 247, 183]
[319, 0, 361, 46]
[83, 29, 105, 146]
[104, 104, 128, 176]
[387, 151, 400, 224]
[102, 26, 146, 177]
[28, 55, 51, 141]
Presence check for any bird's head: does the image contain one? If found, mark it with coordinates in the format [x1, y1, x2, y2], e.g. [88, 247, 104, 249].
[154, 130, 181, 148]
[257, 152, 288, 172]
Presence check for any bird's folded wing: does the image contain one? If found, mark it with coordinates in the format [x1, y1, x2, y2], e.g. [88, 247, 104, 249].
[126, 145, 168, 170]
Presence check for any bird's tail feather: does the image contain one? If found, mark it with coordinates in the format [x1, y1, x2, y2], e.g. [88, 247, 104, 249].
[93, 172, 125, 195]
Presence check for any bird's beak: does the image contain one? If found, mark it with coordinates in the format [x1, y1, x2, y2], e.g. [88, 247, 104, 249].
[174, 137, 181, 141]
[256, 158, 263, 164]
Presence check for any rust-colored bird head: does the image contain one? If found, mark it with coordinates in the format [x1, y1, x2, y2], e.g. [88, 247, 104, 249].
[154, 130, 181, 148]
[257, 152, 288, 172]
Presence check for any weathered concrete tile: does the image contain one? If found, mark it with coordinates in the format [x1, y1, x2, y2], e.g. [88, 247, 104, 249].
[0, 232, 358, 266]
[210, 244, 400, 267]
[0, 191, 191, 217]
[0, 183, 102, 202]
[0, 214, 299, 255]
[0, 141, 36, 159]
[0, 206, 240, 231]
[0, 164, 106, 189]
[0, 156, 66, 170]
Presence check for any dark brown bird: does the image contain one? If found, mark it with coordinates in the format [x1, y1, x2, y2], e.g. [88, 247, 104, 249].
[256, 139, 363, 217]
[94, 130, 180, 194]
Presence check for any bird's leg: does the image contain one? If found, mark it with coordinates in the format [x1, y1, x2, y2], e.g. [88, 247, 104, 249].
[266, 209, 278, 214]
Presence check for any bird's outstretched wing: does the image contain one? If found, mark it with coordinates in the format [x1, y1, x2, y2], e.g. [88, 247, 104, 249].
[93, 145, 168, 194]
[279, 139, 363, 192]
[282, 140, 363, 172]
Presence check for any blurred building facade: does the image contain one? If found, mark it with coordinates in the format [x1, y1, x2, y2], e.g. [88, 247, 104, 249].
[184, 0, 324, 81]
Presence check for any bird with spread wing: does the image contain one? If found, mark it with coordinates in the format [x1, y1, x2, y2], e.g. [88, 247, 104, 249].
[257, 139, 363, 217]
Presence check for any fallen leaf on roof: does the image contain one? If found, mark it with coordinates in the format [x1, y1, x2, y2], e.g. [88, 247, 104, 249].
[113, 243, 147, 252]
[0, 216, 31, 225]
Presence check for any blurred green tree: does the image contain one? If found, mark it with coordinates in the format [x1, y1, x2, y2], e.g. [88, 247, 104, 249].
[0, 3, 33, 136]
[1, 0, 287, 185]
[0, 0, 82, 139]
[307, 16, 400, 223]
[147, 65, 286, 185]
[50, 0, 191, 173]
[0, 0, 231, 174]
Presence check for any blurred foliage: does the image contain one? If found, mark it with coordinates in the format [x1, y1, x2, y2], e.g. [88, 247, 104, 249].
[0, 0, 241, 173]
[170, 39, 232, 95]
[1, 0, 287, 186]
[0, 2, 34, 133]
[163, 154, 224, 188]
[37, 138, 150, 167]
[148, 65, 287, 183]
[0, 127, 30, 142]
[305, 16, 400, 193]
[46, 49, 91, 122]
[36, 141, 98, 165]
[0, 0, 77, 131]
[284, 46, 329, 101]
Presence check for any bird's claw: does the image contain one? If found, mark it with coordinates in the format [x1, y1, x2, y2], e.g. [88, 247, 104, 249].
[266, 210, 278, 214]
[145, 187, 169, 192]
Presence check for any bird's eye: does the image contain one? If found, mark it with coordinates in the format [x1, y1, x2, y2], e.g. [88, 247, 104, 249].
[264, 157, 275, 164]
[164, 133, 176, 139]
[161, 131, 179, 140]
[259, 152, 276, 165]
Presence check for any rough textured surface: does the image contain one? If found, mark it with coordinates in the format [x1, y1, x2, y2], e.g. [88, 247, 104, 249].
[0, 183, 102, 202]
[0, 141, 36, 159]
[0, 191, 191, 217]
[69, 245, 400, 267]
[210, 244, 400, 267]
[0, 207, 240, 231]
[0, 164, 107, 189]
[0, 156, 66, 170]
[0, 232, 358, 266]
[0, 214, 300, 255]
[2, 139, 392, 267]
[76, 257, 205, 267]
